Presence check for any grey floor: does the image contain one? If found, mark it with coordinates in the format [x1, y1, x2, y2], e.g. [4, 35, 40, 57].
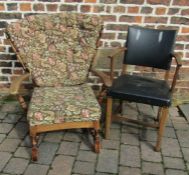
[0, 95, 189, 175]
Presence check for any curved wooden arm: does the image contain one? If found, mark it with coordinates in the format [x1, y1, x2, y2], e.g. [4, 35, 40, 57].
[172, 53, 182, 67]
[91, 69, 112, 87]
[108, 47, 127, 80]
[92, 47, 126, 85]
[108, 47, 127, 59]
[10, 73, 30, 95]
[170, 53, 182, 93]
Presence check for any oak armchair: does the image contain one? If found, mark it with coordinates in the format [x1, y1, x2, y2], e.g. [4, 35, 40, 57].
[6, 13, 103, 161]
[100, 26, 182, 151]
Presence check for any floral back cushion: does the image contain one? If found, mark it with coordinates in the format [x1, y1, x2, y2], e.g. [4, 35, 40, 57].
[7, 13, 102, 86]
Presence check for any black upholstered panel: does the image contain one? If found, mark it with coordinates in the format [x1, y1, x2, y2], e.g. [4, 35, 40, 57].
[124, 26, 177, 70]
[107, 74, 171, 107]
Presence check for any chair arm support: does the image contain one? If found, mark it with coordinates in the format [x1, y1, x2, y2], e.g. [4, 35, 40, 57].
[172, 53, 182, 67]
[108, 47, 127, 59]
[91, 69, 112, 87]
[170, 53, 182, 93]
[108, 47, 127, 80]
[10, 73, 30, 95]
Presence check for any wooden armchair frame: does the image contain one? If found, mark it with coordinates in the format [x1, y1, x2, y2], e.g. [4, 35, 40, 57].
[95, 46, 182, 151]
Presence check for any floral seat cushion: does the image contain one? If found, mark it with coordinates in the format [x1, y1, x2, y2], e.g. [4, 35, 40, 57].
[27, 84, 101, 126]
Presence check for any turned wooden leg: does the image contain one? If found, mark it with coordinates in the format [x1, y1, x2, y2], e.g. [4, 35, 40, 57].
[105, 97, 112, 139]
[30, 127, 38, 161]
[17, 95, 27, 111]
[98, 85, 107, 104]
[92, 129, 100, 153]
[92, 121, 100, 153]
[155, 107, 162, 122]
[155, 107, 169, 152]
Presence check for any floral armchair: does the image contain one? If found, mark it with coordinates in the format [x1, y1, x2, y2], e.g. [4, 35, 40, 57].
[6, 13, 103, 161]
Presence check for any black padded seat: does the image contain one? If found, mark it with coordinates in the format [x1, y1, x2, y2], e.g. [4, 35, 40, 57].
[107, 74, 171, 107]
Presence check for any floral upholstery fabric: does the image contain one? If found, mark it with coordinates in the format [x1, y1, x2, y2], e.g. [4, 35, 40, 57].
[7, 13, 102, 126]
[7, 13, 102, 86]
[28, 84, 101, 126]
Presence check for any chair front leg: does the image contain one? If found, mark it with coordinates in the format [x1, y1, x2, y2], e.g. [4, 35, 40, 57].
[155, 107, 163, 123]
[30, 127, 38, 161]
[105, 97, 113, 139]
[92, 121, 100, 153]
[155, 107, 169, 152]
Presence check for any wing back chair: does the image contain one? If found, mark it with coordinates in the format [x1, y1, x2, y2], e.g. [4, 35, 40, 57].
[6, 12, 103, 161]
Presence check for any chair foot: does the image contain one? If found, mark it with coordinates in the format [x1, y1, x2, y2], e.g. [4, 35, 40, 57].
[91, 129, 100, 153]
[94, 141, 100, 153]
[32, 147, 38, 161]
[31, 133, 38, 161]
[155, 136, 161, 152]
[154, 146, 161, 152]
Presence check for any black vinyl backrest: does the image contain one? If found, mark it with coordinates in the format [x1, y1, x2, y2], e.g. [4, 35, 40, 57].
[124, 26, 177, 70]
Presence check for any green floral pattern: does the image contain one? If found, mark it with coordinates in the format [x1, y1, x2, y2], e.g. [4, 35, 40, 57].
[28, 84, 101, 126]
[7, 13, 102, 126]
[7, 13, 102, 86]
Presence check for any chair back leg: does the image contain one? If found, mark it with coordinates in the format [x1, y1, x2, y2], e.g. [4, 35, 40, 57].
[98, 85, 107, 104]
[91, 121, 101, 153]
[17, 95, 27, 111]
[105, 97, 113, 139]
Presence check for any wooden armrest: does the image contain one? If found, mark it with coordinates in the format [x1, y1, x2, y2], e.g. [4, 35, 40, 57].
[108, 47, 127, 59]
[93, 47, 125, 68]
[91, 69, 112, 87]
[172, 53, 182, 67]
[92, 47, 126, 83]
[108, 47, 126, 80]
[10, 73, 30, 95]
[170, 53, 182, 93]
